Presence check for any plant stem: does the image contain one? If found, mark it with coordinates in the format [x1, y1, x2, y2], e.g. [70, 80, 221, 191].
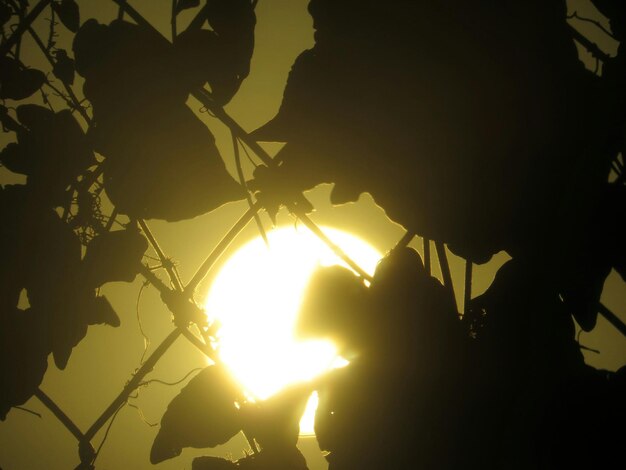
[464, 259, 472, 316]
[171, 0, 177, 41]
[34, 388, 85, 441]
[84, 329, 182, 441]
[26, 25, 91, 124]
[138, 219, 183, 292]
[435, 241, 456, 309]
[0, 0, 52, 57]
[423, 238, 431, 275]
[46, 0, 55, 52]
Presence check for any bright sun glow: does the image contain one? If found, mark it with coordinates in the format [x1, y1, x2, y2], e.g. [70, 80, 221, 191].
[205, 226, 381, 435]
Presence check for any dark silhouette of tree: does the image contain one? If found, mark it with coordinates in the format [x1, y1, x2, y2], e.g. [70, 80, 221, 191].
[1, 0, 625, 469]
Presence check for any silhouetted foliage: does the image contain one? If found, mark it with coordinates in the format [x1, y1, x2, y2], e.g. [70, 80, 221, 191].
[73, 18, 245, 221]
[151, 366, 243, 464]
[0, 57, 46, 100]
[52, 0, 80, 33]
[1, 1, 625, 469]
[82, 228, 148, 287]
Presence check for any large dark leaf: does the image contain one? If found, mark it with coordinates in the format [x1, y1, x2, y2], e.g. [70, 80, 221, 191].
[150, 366, 243, 464]
[52, 0, 80, 32]
[11, 106, 95, 204]
[16, 104, 55, 131]
[176, 0, 255, 105]
[95, 101, 244, 221]
[249, 1, 611, 265]
[0, 57, 46, 100]
[0, 308, 51, 421]
[82, 229, 148, 287]
[73, 19, 244, 220]
[0, 143, 30, 175]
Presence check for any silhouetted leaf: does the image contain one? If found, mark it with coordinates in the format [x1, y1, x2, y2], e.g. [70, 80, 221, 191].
[242, 383, 311, 451]
[52, 49, 75, 85]
[9, 107, 95, 204]
[0, 2, 13, 27]
[175, 0, 200, 15]
[52, 0, 80, 33]
[192, 456, 236, 470]
[88, 295, 120, 327]
[0, 143, 30, 175]
[0, 57, 46, 100]
[73, 19, 245, 220]
[0, 105, 22, 132]
[16, 104, 54, 131]
[82, 229, 148, 287]
[0, 308, 50, 421]
[176, 0, 255, 104]
[150, 366, 242, 464]
[95, 102, 244, 221]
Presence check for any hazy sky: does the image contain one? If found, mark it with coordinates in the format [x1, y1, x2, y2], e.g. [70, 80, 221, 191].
[1, 1, 625, 469]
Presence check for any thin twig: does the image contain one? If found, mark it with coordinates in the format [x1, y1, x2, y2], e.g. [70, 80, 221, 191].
[26, 25, 91, 124]
[0, 0, 51, 58]
[34, 389, 85, 441]
[139, 367, 203, 388]
[13, 406, 42, 418]
[171, 0, 177, 41]
[136, 281, 151, 364]
[46, 1, 55, 52]
[91, 403, 126, 464]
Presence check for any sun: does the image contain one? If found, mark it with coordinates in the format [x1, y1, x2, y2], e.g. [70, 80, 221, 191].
[205, 225, 381, 435]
